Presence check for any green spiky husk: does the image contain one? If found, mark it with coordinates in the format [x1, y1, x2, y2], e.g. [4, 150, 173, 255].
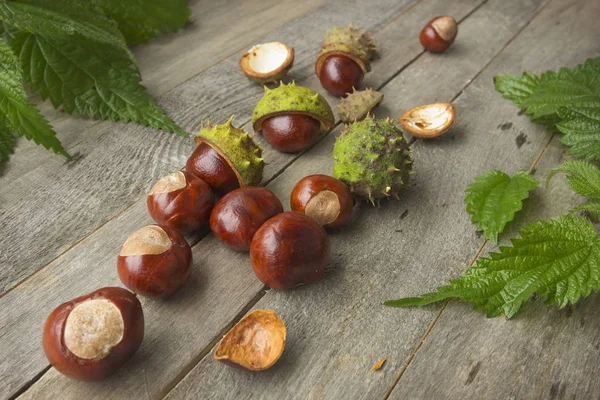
[337, 88, 384, 123]
[195, 117, 265, 186]
[252, 82, 335, 132]
[319, 24, 375, 72]
[333, 116, 412, 204]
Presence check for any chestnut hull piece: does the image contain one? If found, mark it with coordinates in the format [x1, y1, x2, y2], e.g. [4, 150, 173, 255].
[42, 287, 144, 381]
[239, 42, 295, 84]
[210, 187, 283, 251]
[250, 211, 330, 289]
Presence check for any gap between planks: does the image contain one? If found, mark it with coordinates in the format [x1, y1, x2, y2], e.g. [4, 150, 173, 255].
[380, 2, 556, 394]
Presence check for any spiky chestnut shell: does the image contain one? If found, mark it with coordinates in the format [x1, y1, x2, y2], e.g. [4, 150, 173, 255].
[337, 88, 384, 123]
[195, 117, 265, 187]
[252, 82, 335, 133]
[316, 24, 376, 77]
[333, 116, 412, 204]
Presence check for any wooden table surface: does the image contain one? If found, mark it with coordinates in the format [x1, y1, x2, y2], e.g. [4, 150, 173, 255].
[1, 0, 599, 398]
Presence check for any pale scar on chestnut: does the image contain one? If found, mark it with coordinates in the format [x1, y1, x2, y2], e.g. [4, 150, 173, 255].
[148, 171, 187, 195]
[304, 190, 341, 226]
[120, 225, 172, 256]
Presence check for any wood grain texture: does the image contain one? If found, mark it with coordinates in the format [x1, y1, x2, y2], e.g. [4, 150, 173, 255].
[387, 1, 600, 398]
[0, 0, 401, 294]
[1, 0, 440, 397]
[164, 1, 567, 399]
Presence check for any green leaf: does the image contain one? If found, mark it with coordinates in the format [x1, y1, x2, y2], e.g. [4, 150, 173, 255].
[93, 0, 191, 45]
[384, 215, 600, 318]
[12, 31, 185, 135]
[0, 38, 68, 159]
[0, 121, 15, 163]
[465, 170, 538, 244]
[547, 160, 600, 198]
[494, 71, 540, 108]
[558, 107, 600, 160]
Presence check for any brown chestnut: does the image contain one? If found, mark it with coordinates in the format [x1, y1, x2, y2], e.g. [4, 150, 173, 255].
[43, 287, 144, 381]
[147, 171, 214, 235]
[186, 142, 240, 195]
[261, 114, 322, 153]
[117, 225, 192, 298]
[420, 16, 458, 53]
[317, 54, 364, 97]
[290, 174, 353, 229]
[210, 187, 283, 251]
[250, 211, 330, 289]
[214, 309, 286, 371]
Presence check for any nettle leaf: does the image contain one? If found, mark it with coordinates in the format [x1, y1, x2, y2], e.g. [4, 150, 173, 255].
[547, 160, 600, 197]
[558, 107, 600, 160]
[465, 170, 538, 243]
[0, 122, 15, 163]
[93, 0, 191, 45]
[385, 215, 600, 318]
[494, 71, 540, 108]
[0, 39, 67, 159]
[12, 31, 185, 135]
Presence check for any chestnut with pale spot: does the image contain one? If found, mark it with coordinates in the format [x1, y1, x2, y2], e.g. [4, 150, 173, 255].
[290, 174, 353, 229]
[42, 287, 144, 381]
[147, 171, 214, 235]
[117, 225, 192, 298]
[214, 309, 286, 371]
[420, 16, 458, 53]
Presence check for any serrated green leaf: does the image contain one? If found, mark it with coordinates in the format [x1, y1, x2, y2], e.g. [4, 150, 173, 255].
[385, 215, 600, 318]
[547, 160, 600, 197]
[465, 170, 538, 244]
[494, 71, 540, 108]
[0, 39, 68, 159]
[93, 0, 191, 45]
[558, 107, 600, 160]
[12, 32, 185, 135]
[0, 121, 15, 163]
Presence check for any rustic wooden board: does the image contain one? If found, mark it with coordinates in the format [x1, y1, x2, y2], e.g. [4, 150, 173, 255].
[0, 0, 460, 397]
[0, 0, 417, 294]
[386, 1, 600, 398]
[161, 1, 577, 399]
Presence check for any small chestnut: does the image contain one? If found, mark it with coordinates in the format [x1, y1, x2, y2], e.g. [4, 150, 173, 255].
[43, 287, 144, 381]
[261, 114, 322, 153]
[147, 171, 214, 235]
[317, 54, 364, 97]
[250, 211, 330, 289]
[117, 225, 192, 298]
[214, 309, 286, 371]
[290, 174, 353, 229]
[210, 187, 283, 251]
[186, 142, 240, 195]
[420, 16, 458, 53]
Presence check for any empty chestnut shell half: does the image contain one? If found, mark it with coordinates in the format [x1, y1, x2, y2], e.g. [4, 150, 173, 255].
[398, 102, 456, 139]
[186, 142, 240, 195]
[117, 225, 192, 298]
[290, 174, 353, 229]
[210, 187, 283, 251]
[147, 171, 215, 235]
[250, 211, 330, 289]
[239, 41, 295, 84]
[214, 309, 286, 371]
[43, 287, 144, 381]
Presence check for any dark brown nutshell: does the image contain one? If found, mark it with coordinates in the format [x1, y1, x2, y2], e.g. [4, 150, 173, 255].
[318, 54, 364, 97]
[290, 174, 353, 229]
[250, 211, 330, 289]
[117, 225, 192, 298]
[419, 16, 458, 53]
[147, 171, 214, 235]
[210, 187, 283, 251]
[186, 142, 240, 195]
[42, 287, 144, 381]
[261, 114, 322, 153]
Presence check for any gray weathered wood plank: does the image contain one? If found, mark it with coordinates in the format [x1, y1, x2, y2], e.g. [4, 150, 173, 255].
[0, 0, 413, 294]
[0, 0, 452, 397]
[160, 1, 581, 399]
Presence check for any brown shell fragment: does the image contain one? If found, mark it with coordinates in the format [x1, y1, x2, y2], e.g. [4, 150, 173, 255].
[398, 102, 456, 139]
[240, 42, 294, 84]
[337, 88, 384, 123]
[214, 310, 286, 371]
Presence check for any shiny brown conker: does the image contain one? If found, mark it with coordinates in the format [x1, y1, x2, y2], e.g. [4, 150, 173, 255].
[147, 171, 214, 235]
[261, 114, 322, 153]
[317, 54, 364, 97]
[186, 142, 240, 195]
[250, 211, 330, 289]
[420, 16, 458, 53]
[117, 225, 192, 298]
[290, 174, 353, 229]
[210, 187, 283, 251]
[42, 287, 144, 381]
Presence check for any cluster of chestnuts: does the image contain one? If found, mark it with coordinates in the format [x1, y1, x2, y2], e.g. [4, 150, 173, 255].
[43, 15, 460, 382]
